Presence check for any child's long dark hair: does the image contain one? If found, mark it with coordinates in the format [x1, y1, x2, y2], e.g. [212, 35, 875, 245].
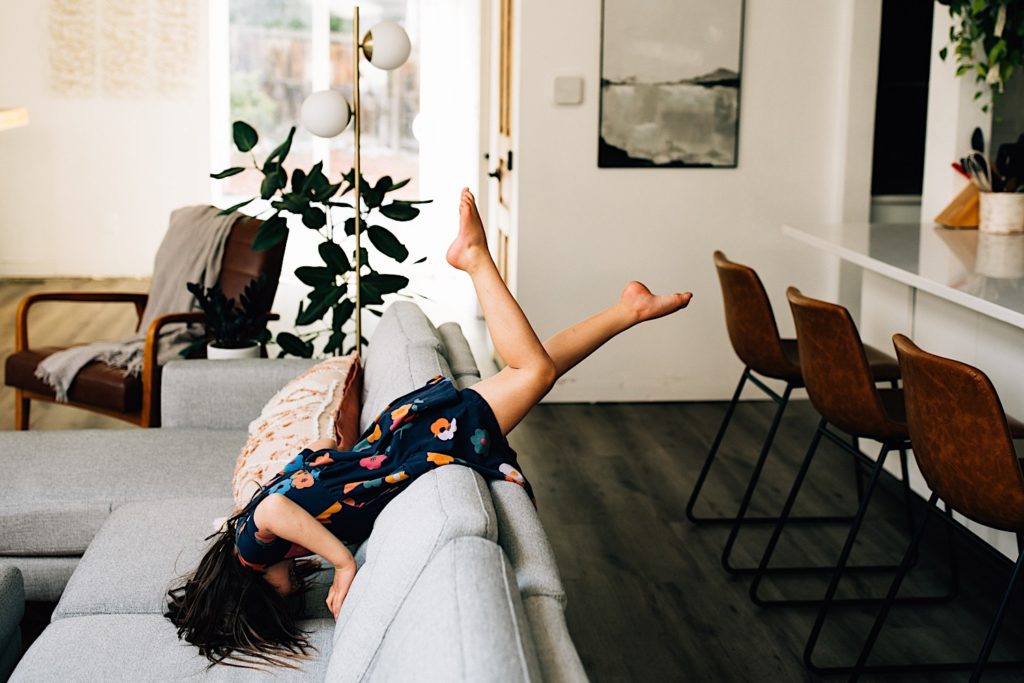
[164, 500, 324, 669]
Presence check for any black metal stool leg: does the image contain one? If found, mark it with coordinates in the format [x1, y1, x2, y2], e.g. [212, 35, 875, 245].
[749, 419, 827, 605]
[846, 493, 940, 680]
[686, 368, 749, 524]
[972, 549, 1024, 682]
[721, 384, 793, 573]
[899, 447, 917, 538]
[803, 446, 893, 671]
[851, 436, 864, 504]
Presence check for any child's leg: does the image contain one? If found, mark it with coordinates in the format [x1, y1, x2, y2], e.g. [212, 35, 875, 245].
[542, 281, 692, 378]
[447, 189, 556, 435]
[447, 189, 691, 435]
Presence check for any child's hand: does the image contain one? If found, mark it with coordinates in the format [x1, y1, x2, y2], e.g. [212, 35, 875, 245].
[326, 563, 357, 619]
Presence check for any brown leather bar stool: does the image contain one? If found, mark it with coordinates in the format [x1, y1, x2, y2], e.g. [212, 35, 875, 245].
[686, 252, 901, 575]
[748, 288, 959, 614]
[841, 335, 1024, 680]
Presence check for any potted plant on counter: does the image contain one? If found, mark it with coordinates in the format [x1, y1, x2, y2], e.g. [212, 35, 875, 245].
[184, 274, 274, 359]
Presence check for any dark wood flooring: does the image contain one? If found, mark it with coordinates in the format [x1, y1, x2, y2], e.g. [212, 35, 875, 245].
[509, 399, 1024, 682]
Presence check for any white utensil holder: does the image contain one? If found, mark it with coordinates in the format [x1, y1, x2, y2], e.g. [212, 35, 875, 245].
[978, 192, 1024, 234]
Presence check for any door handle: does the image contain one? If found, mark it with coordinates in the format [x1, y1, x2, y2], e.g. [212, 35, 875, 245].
[488, 168, 501, 179]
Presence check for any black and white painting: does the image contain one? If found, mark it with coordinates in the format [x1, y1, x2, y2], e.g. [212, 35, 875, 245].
[599, 0, 744, 168]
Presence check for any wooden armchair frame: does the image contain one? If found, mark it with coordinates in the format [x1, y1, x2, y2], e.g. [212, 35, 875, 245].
[13, 292, 277, 429]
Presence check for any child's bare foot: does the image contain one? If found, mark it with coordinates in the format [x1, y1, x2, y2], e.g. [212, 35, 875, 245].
[619, 281, 692, 323]
[446, 188, 489, 272]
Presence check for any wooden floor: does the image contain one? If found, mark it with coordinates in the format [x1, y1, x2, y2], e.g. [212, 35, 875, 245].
[5, 277, 1024, 681]
[509, 399, 1024, 682]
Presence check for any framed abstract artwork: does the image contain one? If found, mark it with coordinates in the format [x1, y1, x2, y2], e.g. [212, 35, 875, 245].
[598, 0, 745, 168]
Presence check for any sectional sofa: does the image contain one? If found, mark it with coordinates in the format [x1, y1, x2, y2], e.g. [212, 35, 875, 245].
[1, 302, 587, 681]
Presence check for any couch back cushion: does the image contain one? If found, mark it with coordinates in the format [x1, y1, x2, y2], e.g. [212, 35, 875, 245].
[334, 537, 541, 683]
[325, 465, 498, 681]
[360, 302, 454, 432]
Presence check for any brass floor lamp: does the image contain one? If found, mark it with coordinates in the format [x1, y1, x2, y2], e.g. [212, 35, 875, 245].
[299, 8, 411, 356]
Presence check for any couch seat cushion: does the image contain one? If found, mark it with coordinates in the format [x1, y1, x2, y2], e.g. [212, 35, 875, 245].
[10, 614, 334, 682]
[5, 347, 141, 413]
[52, 498, 235, 620]
[0, 429, 246, 556]
[338, 537, 541, 683]
[328, 464, 498, 680]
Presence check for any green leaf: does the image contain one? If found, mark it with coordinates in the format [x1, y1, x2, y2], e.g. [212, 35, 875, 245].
[413, 256, 427, 264]
[217, 198, 254, 216]
[292, 168, 307, 192]
[360, 279, 384, 306]
[939, 46, 949, 61]
[260, 164, 287, 200]
[971, 0, 985, 15]
[302, 206, 327, 230]
[210, 166, 246, 179]
[323, 329, 346, 355]
[297, 285, 344, 325]
[364, 272, 409, 296]
[379, 202, 420, 221]
[263, 126, 296, 169]
[277, 331, 313, 358]
[387, 178, 411, 192]
[956, 64, 970, 76]
[989, 39, 1007, 64]
[295, 265, 335, 287]
[301, 162, 328, 194]
[232, 121, 258, 153]
[367, 225, 409, 262]
[319, 241, 351, 274]
[332, 298, 355, 330]
[344, 217, 357, 236]
[252, 215, 288, 250]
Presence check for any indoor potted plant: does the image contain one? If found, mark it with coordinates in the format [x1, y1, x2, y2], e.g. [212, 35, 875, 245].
[183, 274, 273, 359]
[938, 0, 1022, 114]
[210, 120, 431, 358]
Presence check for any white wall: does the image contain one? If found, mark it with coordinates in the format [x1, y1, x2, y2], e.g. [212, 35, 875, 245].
[513, 0, 874, 401]
[0, 1, 210, 277]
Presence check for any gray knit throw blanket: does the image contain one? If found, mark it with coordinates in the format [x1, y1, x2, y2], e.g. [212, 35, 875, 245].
[35, 205, 240, 402]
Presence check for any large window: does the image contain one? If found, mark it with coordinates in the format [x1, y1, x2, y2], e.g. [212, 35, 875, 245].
[222, 0, 420, 198]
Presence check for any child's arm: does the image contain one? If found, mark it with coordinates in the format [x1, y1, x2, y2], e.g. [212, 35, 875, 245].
[254, 493, 356, 617]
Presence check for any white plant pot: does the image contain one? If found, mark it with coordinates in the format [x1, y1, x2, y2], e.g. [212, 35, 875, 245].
[978, 192, 1024, 234]
[206, 342, 260, 360]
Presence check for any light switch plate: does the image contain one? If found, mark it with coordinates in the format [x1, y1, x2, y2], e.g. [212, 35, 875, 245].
[553, 76, 584, 105]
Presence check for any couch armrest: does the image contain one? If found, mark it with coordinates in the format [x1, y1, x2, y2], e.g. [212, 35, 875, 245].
[0, 564, 24, 679]
[160, 358, 316, 430]
[437, 322, 481, 388]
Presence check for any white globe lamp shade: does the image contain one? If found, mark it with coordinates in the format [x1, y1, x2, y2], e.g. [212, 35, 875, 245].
[301, 90, 351, 138]
[363, 21, 411, 71]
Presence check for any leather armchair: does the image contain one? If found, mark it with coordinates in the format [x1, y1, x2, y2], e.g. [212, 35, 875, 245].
[4, 215, 286, 429]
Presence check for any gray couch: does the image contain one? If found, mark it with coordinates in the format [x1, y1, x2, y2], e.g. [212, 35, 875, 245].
[1, 302, 586, 682]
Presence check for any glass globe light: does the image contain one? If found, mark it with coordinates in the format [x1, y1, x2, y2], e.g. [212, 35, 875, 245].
[363, 21, 411, 71]
[301, 90, 352, 138]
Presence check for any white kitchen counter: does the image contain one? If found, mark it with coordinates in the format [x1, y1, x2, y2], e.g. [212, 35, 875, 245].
[783, 222, 1024, 329]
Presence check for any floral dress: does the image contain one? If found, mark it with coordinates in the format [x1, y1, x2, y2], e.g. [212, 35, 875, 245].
[234, 374, 533, 570]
